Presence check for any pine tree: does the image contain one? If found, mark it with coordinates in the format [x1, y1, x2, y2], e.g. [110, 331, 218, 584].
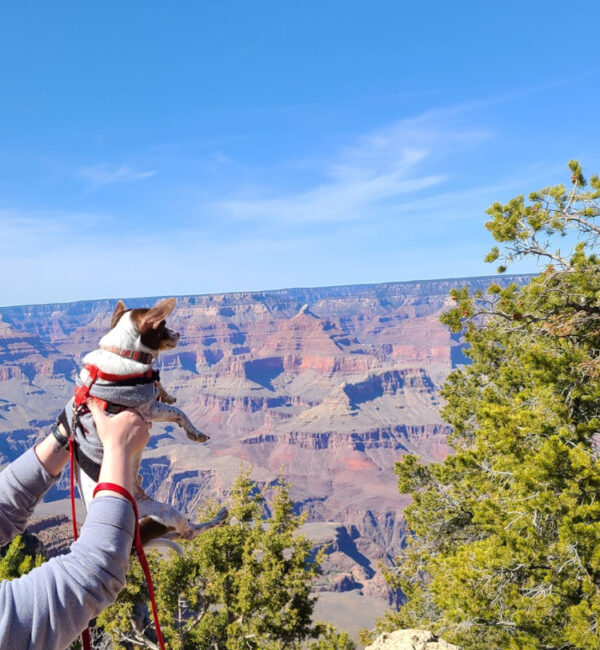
[307, 623, 356, 649]
[365, 162, 600, 649]
[98, 470, 354, 649]
[0, 534, 45, 581]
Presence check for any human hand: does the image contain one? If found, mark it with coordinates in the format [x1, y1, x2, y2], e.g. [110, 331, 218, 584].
[87, 399, 151, 498]
[86, 399, 150, 456]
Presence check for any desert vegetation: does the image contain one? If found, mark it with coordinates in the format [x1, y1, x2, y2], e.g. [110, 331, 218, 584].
[0, 533, 44, 580]
[364, 162, 600, 649]
[6, 162, 600, 649]
[96, 470, 355, 649]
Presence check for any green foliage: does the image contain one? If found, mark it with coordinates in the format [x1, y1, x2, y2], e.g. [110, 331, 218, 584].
[368, 162, 600, 649]
[98, 470, 349, 649]
[0, 534, 45, 581]
[307, 623, 357, 649]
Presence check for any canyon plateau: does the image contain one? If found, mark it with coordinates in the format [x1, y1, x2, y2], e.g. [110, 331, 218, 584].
[0, 276, 525, 639]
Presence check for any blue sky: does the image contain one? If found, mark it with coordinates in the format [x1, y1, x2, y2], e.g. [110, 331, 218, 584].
[1, 1, 600, 306]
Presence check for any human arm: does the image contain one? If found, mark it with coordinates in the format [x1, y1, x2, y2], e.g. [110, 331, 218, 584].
[0, 405, 150, 650]
[34, 424, 70, 478]
[0, 428, 69, 547]
[0, 495, 135, 650]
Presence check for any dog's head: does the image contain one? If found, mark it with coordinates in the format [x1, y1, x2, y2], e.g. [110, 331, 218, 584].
[111, 298, 180, 352]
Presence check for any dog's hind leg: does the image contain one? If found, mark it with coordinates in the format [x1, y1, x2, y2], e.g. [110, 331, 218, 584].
[154, 507, 228, 542]
[147, 400, 209, 443]
[174, 507, 228, 540]
[137, 493, 228, 547]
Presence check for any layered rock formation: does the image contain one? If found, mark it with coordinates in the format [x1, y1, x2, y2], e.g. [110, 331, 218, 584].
[366, 630, 460, 650]
[0, 276, 527, 631]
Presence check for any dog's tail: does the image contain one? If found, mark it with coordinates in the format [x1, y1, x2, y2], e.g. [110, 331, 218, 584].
[144, 537, 185, 556]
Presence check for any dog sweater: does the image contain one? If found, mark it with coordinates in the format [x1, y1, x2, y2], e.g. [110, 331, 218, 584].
[65, 369, 158, 475]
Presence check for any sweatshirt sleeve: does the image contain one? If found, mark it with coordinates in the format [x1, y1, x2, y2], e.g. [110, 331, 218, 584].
[0, 447, 59, 546]
[0, 495, 135, 650]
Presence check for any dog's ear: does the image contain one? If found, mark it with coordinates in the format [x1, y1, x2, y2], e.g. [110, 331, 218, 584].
[139, 298, 176, 332]
[111, 300, 127, 329]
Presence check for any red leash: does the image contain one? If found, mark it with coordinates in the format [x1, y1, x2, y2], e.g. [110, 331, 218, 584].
[68, 441, 166, 650]
[93, 482, 166, 650]
[68, 439, 92, 650]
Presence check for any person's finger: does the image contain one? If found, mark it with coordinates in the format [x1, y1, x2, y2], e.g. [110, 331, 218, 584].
[124, 407, 144, 421]
[86, 398, 108, 424]
[125, 409, 151, 433]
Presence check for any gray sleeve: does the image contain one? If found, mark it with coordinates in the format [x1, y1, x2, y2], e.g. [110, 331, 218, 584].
[0, 447, 59, 546]
[0, 495, 136, 650]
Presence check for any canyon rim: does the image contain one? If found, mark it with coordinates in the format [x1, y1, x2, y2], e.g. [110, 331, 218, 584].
[0, 276, 526, 639]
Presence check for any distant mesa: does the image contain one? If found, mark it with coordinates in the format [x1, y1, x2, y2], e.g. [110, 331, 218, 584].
[243, 357, 285, 391]
[0, 275, 529, 637]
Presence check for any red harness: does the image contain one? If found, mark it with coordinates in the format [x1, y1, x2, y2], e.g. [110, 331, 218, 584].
[69, 362, 166, 650]
[73, 363, 156, 406]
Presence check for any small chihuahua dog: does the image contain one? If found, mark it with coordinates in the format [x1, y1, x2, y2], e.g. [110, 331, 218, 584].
[60, 297, 227, 550]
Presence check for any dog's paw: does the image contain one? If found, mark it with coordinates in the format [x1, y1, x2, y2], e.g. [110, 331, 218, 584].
[186, 428, 210, 443]
[181, 507, 229, 540]
[213, 506, 228, 526]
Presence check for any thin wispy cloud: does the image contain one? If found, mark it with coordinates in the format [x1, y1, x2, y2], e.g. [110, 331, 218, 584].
[75, 163, 157, 187]
[212, 111, 492, 224]
[0, 96, 569, 307]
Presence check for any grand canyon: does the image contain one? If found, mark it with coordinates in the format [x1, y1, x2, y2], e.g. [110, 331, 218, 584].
[0, 276, 525, 639]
